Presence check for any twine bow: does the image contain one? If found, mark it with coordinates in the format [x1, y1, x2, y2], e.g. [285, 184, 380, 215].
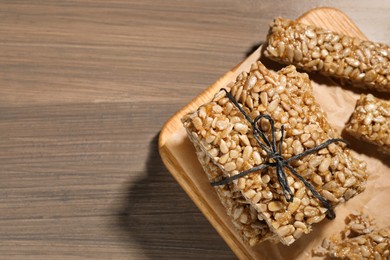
[211, 88, 349, 219]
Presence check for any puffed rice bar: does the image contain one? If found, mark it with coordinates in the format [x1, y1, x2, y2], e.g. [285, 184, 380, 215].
[182, 61, 368, 245]
[346, 94, 390, 155]
[264, 18, 390, 93]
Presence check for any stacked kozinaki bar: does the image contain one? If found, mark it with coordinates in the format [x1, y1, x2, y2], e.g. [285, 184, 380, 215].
[192, 142, 276, 246]
[182, 61, 368, 246]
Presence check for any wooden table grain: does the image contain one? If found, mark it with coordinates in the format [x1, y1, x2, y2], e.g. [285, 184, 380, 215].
[0, 1, 388, 259]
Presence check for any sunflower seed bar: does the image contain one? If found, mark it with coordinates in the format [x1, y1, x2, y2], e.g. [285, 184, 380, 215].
[264, 18, 390, 93]
[346, 94, 390, 155]
[182, 61, 368, 245]
[327, 228, 390, 259]
[343, 210, 377, 237]
[314, 212, 390, 259]
[192, 141, 277, 246]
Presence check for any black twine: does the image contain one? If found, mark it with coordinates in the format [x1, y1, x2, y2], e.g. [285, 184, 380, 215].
[211, 88, 349, 220]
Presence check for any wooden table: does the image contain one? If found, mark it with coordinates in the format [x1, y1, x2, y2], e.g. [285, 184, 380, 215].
[1, 1, 388, 259]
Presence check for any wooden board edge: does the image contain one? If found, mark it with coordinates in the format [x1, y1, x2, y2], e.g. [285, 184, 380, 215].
[159, 72, 231, 148]
[158, 45, 262, 150]
[158, 144, 253, 259]
[297, 6, 368, 40]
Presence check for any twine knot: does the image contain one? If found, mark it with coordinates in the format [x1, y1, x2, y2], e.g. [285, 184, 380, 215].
[211, 88, 349, 220]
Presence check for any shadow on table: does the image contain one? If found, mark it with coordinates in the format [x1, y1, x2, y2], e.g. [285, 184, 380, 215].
[117, 134, 234, 259]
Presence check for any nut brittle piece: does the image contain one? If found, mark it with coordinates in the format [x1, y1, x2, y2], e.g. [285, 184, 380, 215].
[328, 228, 390, 260]
[314, 211, 390, 259]
[346, 94, 390, 155]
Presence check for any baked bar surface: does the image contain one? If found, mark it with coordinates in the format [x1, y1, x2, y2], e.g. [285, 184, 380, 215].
[182, 61, 368, 245]
[264, 18, 390, 93]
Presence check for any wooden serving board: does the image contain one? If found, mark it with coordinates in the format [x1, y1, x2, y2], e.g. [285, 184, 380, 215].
[159, 7, 388, 259]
